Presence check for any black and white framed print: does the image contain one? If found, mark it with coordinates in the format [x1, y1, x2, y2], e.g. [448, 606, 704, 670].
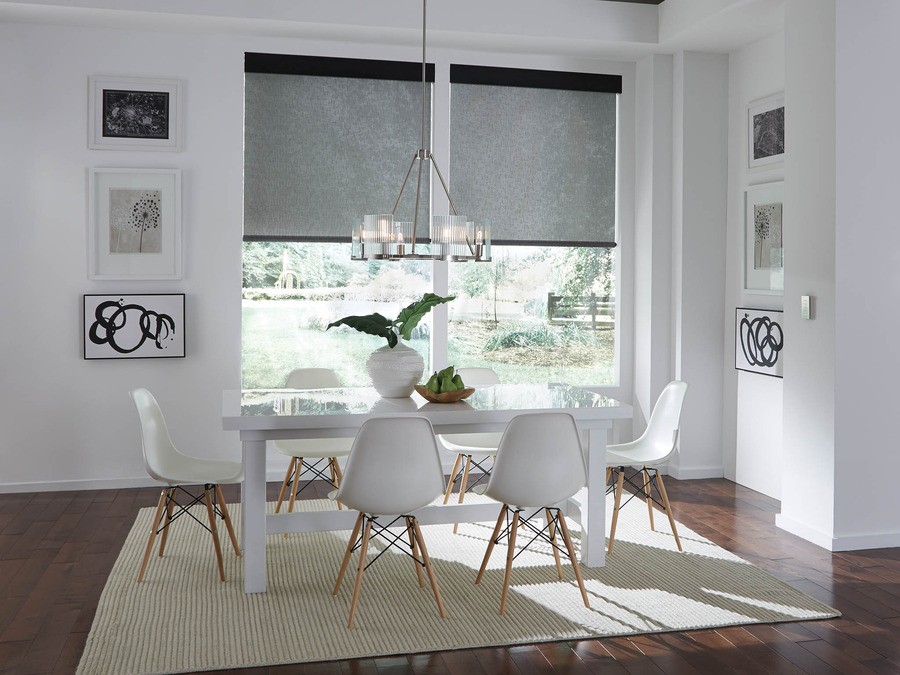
[735, 307, 783, 378]
[84, 294, 185, 359]
[744, 181, 784, 294]
[88, 76, 183, 151]
[747, 92, 784, 168]
[88, 168, 182, 280]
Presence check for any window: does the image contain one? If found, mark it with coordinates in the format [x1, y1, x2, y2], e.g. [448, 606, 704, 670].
[242, 55, 620, 389]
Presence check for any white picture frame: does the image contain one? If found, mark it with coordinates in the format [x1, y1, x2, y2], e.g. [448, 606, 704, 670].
[88, 168, 182, 280]
[84, 293, 185, 359]
[747, 93, 784, 169]
[735, 307, 784, 378]
[88, 76, 183, 151]
[744, 181, 784, 295]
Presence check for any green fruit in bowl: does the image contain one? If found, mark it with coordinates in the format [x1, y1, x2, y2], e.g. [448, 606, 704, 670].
[425, 372, 440, 392]
[452, 373, 464, 389]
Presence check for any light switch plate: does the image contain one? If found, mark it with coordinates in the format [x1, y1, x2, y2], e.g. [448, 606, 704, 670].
[801, 295, 811, 320]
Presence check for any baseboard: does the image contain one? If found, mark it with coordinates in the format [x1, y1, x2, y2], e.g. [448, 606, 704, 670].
[776, 513, 900, 551]
[0, 469, 322, 495]
[666, 465, 724, 480]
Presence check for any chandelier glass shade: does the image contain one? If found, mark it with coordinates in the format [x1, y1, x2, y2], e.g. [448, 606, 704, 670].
[351, 0, 491, 263]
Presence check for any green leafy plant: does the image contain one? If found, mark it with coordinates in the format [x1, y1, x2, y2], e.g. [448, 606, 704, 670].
[326, 293, 455, 348]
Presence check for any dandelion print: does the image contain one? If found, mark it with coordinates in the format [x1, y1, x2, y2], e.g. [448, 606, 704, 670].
[754, 201, 782, 270]
[109, 189, 162, 254]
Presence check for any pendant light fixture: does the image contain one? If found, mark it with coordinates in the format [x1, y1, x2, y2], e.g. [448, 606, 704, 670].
[351, 0, 491, 262]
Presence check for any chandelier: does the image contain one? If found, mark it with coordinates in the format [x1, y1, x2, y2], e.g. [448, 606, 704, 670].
[351, 0, 491, 262]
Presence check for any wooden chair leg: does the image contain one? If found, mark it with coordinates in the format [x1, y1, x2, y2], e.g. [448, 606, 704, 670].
[214, 484, 241, 556]
[556, 510, 590, 608]
[329, 459, 344, 510]
[476, 505, 507, 584]
[546, 508, 564, 580]
[275, 458, 296, 514]
[605, 467, 612, 485]
[157, 488, 176, 557]
[137, 488, 168, 582]
[442, 454, 463, 504]
[642, 468, 655, 530]
[203, 486, 226, 581]
[607, 468, 625, 555]
[412, 518, 446, 618]
[406, 516, 425, 588]
[333, 513, 364, 595]
[287, 458, 303, 514]
[332, 458, 345, 510]
[347, 518, 373, 629]
[499, 509, 520, 615]
[654, 472, 683, 552]
[453, 455, 473, 534]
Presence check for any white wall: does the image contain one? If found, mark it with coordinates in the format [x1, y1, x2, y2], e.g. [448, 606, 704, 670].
[776, 0, 836, 546]
[0, 13, 637, 491]
[725, 30, 784, 498]
[633, 53, 674, 431]
[0, 23, 246, 490]
[832, 0, 900, 549]
[670, 50, 728, 479]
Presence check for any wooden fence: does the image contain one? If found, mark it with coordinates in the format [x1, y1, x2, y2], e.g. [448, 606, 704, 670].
[547, 293, 615, 330]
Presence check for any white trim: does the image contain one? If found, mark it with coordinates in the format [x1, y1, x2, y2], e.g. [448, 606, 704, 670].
[666, 464, 724, 480]
[776, 513, 900, 552]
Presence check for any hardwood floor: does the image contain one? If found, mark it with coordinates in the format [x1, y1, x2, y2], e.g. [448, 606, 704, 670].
[2, 477, 900, 674]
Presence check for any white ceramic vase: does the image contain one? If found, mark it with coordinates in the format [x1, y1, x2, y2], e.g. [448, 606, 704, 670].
[366, 340, 425, 398]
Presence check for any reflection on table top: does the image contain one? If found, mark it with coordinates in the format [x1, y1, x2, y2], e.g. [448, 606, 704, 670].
[223, 384, 631, 432]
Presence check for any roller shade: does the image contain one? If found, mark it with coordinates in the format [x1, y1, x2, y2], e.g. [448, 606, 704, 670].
[449, 65, 619, 247]
[243, 53, 434, 242]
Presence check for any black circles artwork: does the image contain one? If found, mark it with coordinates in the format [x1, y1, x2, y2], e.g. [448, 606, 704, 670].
[83, 294, 185, 360]
[735, 307, 784, 377]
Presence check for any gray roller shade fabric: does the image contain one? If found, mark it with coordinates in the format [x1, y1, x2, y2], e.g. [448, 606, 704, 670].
[449, 84, 617, 246]
[244, 72, 431, 241]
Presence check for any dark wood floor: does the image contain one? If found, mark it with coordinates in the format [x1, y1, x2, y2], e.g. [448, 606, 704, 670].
[2, 476, 900, 674]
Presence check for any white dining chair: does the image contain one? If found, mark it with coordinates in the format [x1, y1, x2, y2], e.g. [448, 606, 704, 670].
[129, 388, 242, 582]
[332, 416, 447, 628]
[274, 368, 352, 514]
[438, 367, 501, 532]
[606, 380, 689, 555]
[474, 412, 590, 615]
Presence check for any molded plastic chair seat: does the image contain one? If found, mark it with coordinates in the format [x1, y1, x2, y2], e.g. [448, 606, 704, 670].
[274, 368, 353, 515]
[438, 368, 502, 531]
[605, 380, 688, 555]
[332, 416, 447, 628]
[129, 388, 242, 583]
[475, 412, 590, 615]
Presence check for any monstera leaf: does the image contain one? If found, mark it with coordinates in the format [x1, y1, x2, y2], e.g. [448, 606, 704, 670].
[326, 313, 398, 347]
[395, 293, 455, 340]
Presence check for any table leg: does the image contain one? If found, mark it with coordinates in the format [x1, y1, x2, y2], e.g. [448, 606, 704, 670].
[581, 426, 607, 567]
[242, 439, 267, 593]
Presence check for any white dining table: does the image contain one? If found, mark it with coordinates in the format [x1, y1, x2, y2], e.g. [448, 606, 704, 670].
[223, 383, 632, 593]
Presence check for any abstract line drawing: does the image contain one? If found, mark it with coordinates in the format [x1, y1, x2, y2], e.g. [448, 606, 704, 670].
[83, 294, 185, 360]
[752, 105, 784, 161]
[735, 308, 783, 377]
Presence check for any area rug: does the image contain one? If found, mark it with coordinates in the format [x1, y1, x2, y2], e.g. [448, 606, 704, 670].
[77, 495, 839, 674]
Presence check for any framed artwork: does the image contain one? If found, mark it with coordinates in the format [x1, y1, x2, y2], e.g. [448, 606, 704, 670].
[84, 294, 185, 360]
[88, 168, 182, 280]
[735, 307, 783, 377]
[744, 181, 784, 294]
[747, 93, 784, 168]
[88, 76, 183, 151]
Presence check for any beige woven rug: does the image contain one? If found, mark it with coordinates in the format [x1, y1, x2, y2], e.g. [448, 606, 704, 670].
[77, 495, 838, 674]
